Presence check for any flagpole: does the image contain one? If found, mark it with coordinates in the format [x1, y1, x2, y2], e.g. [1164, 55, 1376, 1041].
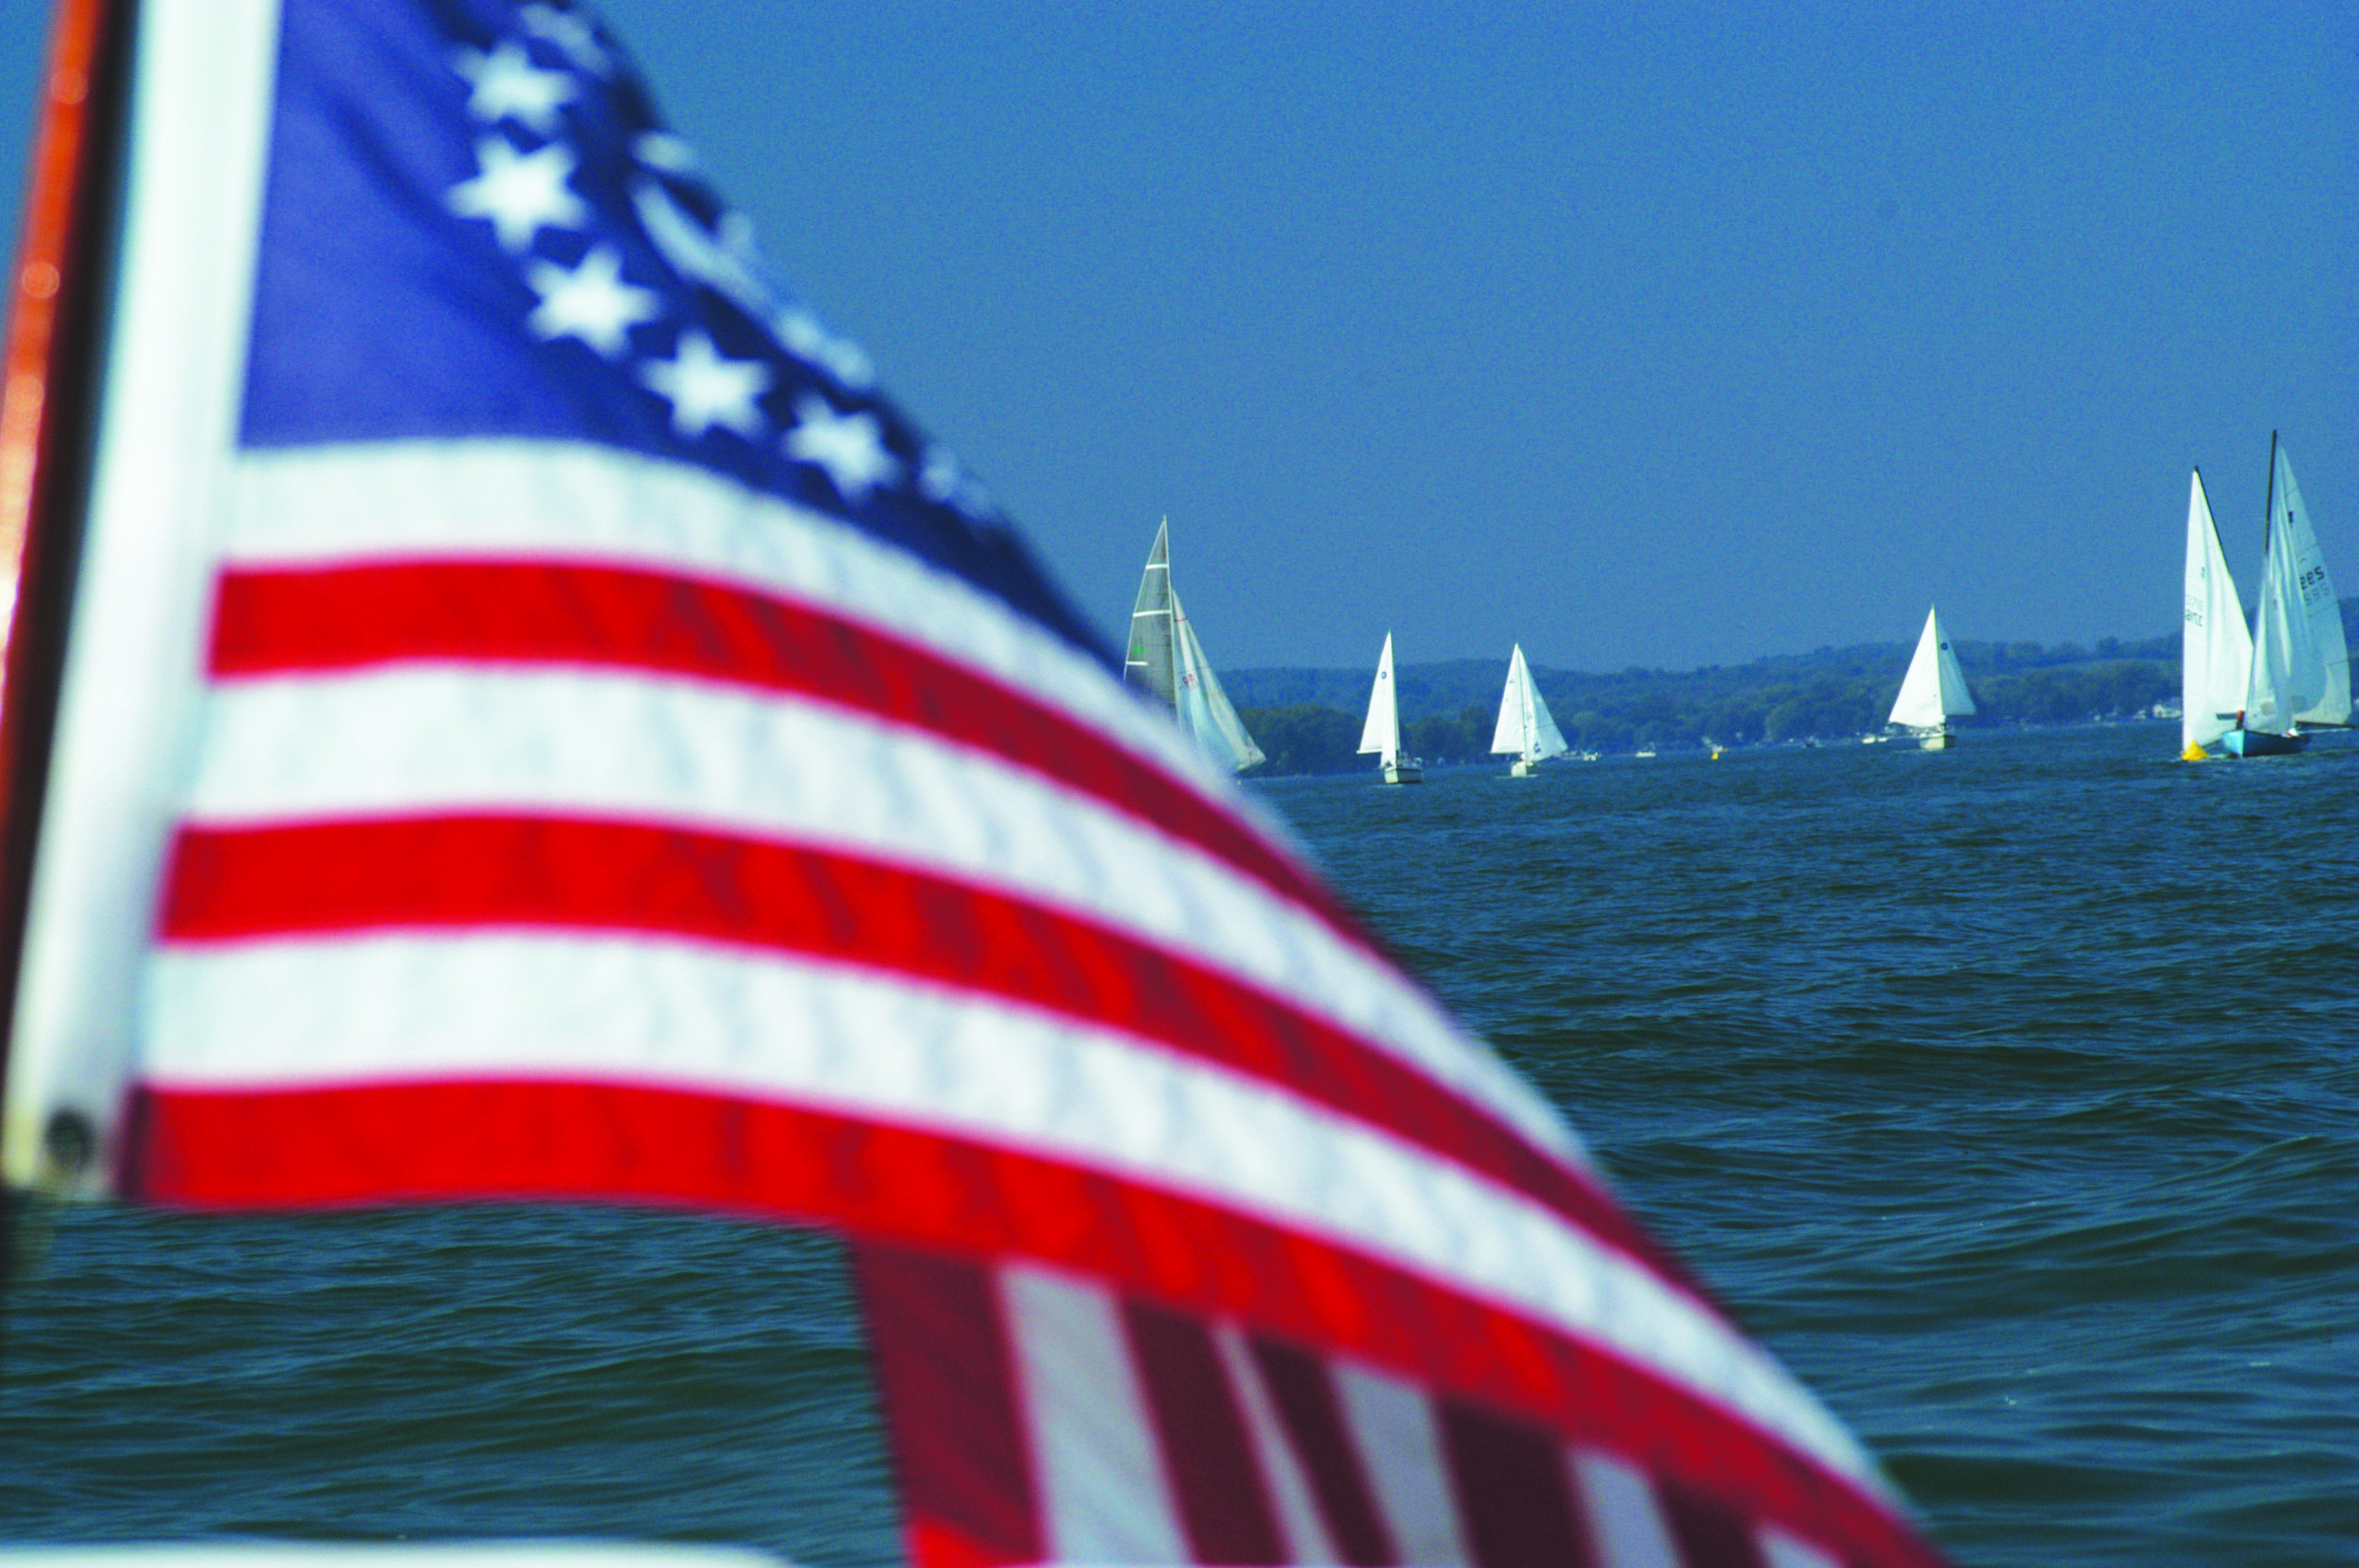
[0, 0, 130, 1290]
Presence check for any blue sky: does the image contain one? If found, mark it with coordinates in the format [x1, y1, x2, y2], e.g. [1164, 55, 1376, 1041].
[1, 2, 2351, 671]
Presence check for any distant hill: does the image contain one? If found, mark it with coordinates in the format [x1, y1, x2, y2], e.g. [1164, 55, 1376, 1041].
[1225, 597, 2359, 774]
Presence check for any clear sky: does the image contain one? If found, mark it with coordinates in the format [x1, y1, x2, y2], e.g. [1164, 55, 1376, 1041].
[1, 3, 2351, 671]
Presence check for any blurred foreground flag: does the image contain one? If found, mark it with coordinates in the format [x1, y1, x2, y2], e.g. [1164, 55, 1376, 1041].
[0, 2, 1946, 1564]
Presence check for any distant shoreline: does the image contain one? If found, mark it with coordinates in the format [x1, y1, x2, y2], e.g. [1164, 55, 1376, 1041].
[1217, 599, 2359, 775]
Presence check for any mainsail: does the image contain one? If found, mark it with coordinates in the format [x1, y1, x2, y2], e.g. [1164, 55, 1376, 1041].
[1357, 630, 1403, 764]
[1125, 520, 1264, 771]
[1489, 642, 1570, 763]
[0, 3, 1946, 1565]
[2181, 470, 2252, 753]
[2245, 438, 2350, 734]
[1123, 520, 1179, 707]
[1886, 606, 1975, 729]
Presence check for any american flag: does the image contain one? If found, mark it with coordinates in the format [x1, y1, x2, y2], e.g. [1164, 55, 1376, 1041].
[0, 3, 1946, 1564]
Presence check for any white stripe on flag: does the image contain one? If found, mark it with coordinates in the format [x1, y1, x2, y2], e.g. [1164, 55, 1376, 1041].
[1568, 1447, 1682, 1568]
[225, 442, 1210, 786]
[999, 1263, 1188, 1564]
[1331, 1359, 1474, 1567]
[180, 664, 1556, 1154]
[1211, 1324, 1340, 1564]
[142, 933, 1876, 1486]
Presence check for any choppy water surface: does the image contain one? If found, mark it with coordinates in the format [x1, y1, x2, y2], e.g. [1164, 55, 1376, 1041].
[6, 723, 2356, 1564]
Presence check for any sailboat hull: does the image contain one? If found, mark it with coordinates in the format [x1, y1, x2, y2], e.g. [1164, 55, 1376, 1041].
[1917, 729, 1954, 751]
[2220, 728, 2308, 758]
[1509, 758, 1538, 777]
[1381, 759, 1425, 785]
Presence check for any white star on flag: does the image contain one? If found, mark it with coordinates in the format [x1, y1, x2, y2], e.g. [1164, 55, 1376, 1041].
[521, 4, 611, 75]
[452, 40, 577, 135]
[776, 304, 874, 391]
[918, 446, 962, 503]
[631, 131, 696, 175]
[446, 138, 588, 254]
[786, 394, 902, 502]
[525, 244, 661, 358]
[638, 328, 772, 439]
[918, 443, 993, 518]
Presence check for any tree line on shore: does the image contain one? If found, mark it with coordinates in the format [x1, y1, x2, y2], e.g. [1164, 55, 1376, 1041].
[1229, 632, 2232, 776]
[1240, 659, 2171, 773]
[1225, 601, 2359, 776]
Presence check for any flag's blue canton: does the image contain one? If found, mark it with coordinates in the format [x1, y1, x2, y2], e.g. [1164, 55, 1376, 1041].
[243, 0, 1103, 658]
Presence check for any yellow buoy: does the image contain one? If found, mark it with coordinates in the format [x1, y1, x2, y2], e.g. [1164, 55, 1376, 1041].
[2181, 742, 2209, 762]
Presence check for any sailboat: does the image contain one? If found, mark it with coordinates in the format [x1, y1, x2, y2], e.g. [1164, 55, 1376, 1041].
[1123, 520, 1265, 771]
[1490, 642, 1569, 776]
[1885, 605, 1976, 748]
[2221, 436, 2351, 758]
[1357, 631, 1424, 783]
[2180, 469, 2253, 759]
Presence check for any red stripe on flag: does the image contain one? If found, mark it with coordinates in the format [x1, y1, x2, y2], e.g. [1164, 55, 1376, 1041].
[1250, 1337, 1397, 1566]
[159, 814, 1679, 1282]
[852, 1243, 1044, 1568]
[1442, 1398, 1595, 1568]
[205, 559, 1348, 931]
[1123, 1297, 1285, 1565]
[122, 1079, 1939, 1568]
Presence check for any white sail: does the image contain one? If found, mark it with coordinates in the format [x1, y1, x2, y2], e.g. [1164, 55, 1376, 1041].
[1489, 643, 1570, 762]
[1172, 585, 1265, 770]
[2181, 470, 2252, 752]
[2282, 448, 2353, 726]
[1123, 520, 1264, 770]
[2245, 442, 2349, 733]
[1358, 632, 1401, 762]
[1886, 605, 1974, 729]
[1122, 520, 1177, 709]
[1935, 626, 1975, 718]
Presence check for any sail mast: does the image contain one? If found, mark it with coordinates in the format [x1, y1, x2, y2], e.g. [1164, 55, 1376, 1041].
[2262, 429, 2279, 559]
[2248, 432, 2281, 730]
[0, 0, 132, 1199]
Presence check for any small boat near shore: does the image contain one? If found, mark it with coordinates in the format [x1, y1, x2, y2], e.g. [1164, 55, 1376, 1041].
[1886, 605, 1975, 748]
[1358, 632, 1424, 783]
[1489, 642, 1568, 776]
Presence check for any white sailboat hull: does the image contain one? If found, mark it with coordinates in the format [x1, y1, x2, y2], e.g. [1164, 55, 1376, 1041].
[1509, 758, 1538, 777]
[1381, 758, 1425, 785]
[1917, 729, 1954, 751]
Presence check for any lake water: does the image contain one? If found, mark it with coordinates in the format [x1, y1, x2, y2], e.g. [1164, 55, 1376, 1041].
[5, 722, 2355, 1565]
